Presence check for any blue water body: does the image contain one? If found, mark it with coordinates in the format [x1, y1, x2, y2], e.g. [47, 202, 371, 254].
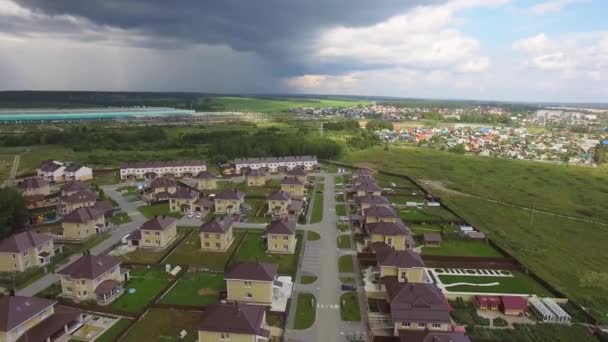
[0, 107, 195, 122]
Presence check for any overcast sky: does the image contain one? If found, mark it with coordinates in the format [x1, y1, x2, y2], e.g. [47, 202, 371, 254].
[1, 0, 607, 102]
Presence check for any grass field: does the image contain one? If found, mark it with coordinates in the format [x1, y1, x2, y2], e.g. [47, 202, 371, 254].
[338, 255, 354, 273]
[340, 292, 361, 321]
[137, 203, 183, 219]
[203, 96, 370, 113]
[231, 231, 302, 276]
[421, 240, 503, 258]
[110, 268, 170, 313]
[94, 318, 131, 342]
[300, 275, 317, 284]
[121, 309, 199, 342]
[467, 323, 598, 342]
[338, 235, 351, 249]
[310, 193, 324, 223]
[109, 212, 132, 225]
[294, 293, 316, 330]
[166, 231, 246, 270]
[439, 271, 552, 296]
[307, 231, 320, 241]
[335, 204, 347, 216]
[160, 271, 224, 306]
[398, 207, 459, 223]
[245, 199, 271, 223]
[0, 154, 13, 182]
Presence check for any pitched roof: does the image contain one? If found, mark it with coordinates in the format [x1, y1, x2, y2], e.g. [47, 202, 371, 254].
[501, 296, 528, 311]
[285, 168, 307, 176]
[149, 177, 177, 189]
[215, 188, 245, 200]
[38, 160, 63, 172]
[388, 282, 451, 324]
[0, 296, 56, 332]
[247, 169, 267, 177]
[358, 195, 390, 206]
[61, 190, 96, 204]
[195, 171, 217, 180]
[140, 216, 177, 231]
[17, 177, 48, 190]
[120, 160, 206, 169]
[57, 254, 121, 279]
[233, 156, 317, 164]
[373, 243, 425, 268]
[198, 303, 270, 337]
[367, 220, 410, 236]
[280, 176, 304, 185]
[200, 217, 234, 233]
[0, 231, 53, 253]
[169, 187, 200, 199]
[398, 330, 471, 342]
[265, 218, 296, 235]
[60, 181, 89, 193]
[364, 206, 397, 218]
[225, 262, 278, 282]
[352, 169, 373, 177]
[16, 306, 82, 342]
[267, 190, 291, 201]
[354, 181, 382, 193]
[62, 207, 104, 224]
[423, 233, 442, 243]
[92, 201, 115, 213]
[64, 164, 88, 172]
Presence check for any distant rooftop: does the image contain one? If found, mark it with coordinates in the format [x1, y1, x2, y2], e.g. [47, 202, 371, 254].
[0, 107, 195, 122]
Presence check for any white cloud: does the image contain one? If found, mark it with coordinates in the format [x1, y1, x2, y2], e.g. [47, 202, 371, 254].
[526, 0, 582, 15]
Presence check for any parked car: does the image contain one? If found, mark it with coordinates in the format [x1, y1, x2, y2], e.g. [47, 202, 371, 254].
[187, 212, 194, 218]
[195, 212, 202, 219]
[341, 284, 356, 291]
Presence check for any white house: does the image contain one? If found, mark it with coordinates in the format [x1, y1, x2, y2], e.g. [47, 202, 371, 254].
[119, 160, 207, 180]
[233, 156, 317, 174]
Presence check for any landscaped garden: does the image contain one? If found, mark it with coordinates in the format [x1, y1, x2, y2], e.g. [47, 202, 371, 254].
[231, 230, 303, 276]
[467, 323, 598, 342]
[338, 255, 354, 273]
[422, 239, 503, 258]
[110, 212, 132, 225]
[439, 271, 552, 296]
[166, 231, 246, 271]
[310, 193, 324, 223]
[110, 268, 171, 313]
[160, 271, 224, 306]
[121, 309, 199, 342]
[340, 292, 361, 321]
[137, 203, 183, 219]
[294, 293, 316, 330]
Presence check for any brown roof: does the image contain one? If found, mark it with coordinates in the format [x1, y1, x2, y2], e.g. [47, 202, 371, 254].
[17, 306, 82, 342]
[61, 181, 89, 193]
[389, 282, 451, 324]
[247, 169, 267, 177]
[0, 295, 56, 332]
[64, 164, 87, 172]
[149, 177, 178, 189]
[215, 188, 245, 200]
[373, 243, 425, 268]
[39, 160, 63, 172]
[198, 303, 270, 337]
[169, 187, 200, 199]
[61, 190, 96, 204]
[364, 206, 397, 218]
[280, 176, 304, 185]
[200, 217, 234, 233]
[285, 168, 307, 176]
[398, 331, 471, 342]
[92, 201, 115, 213]
[127, 230, 141, 241]
[265, 218, 296, 235]
[352, 168, 373, 177]
[354, 181, 382, 193]
[18, 177, 48, 190]
[120, 160, 206, 169]
[62, 207, 104, 224]
[94, 279, 121, 295]
[367, 220, 410, 236]
[233, 156, 316, 164]
[140, 216, 176, 231]
[195, 171, 217, 179]
[57, 254, 121, 279]
[225, 262, 278, 281]
[267, 190, 291, 201]
[0, 231, 53, 253]
[359, 195, 390, 206]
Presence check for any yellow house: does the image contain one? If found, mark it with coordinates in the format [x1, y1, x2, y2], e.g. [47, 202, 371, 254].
[58, 190, 97, 215]
[358, 194, 390, 211]
[246, 169, 267, 186]
[364, 205, 397, 224]
[368, 220, 415, 250]
[127, 216, 178, 249]
[267, 190, 291, 216]
[284, 167, 308, 184]
[280, 177, 305, 199]
[264, 218, 297, 254]
[197, 303, 270, 342]
[61, 207, 106, 240]
[60, 181, 90, 197]
[145, 177, 178, 201]
[57, 253, 127, 305]
[168, 187, 201, 213]
[17, 177, 50, 197]
[0, 231, 55, 272]
[200, 216, 234, 251]
[214, 189, 245, 215]
[225, 262, 278, 306]
[195, 171, 218, 191]
[372, 243, 426, 282]
[0, 295, 83, 342]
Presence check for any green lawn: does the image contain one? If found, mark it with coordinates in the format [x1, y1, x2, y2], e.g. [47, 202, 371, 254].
[310, 193, 324, 223]
[231, 231, 302, 276]
[439, 271, 552, 296]
[110, 268, 170, 313]
[300, 275, 317, 284]
[398, 207, 459, 223]
[340, 292, 361, 321]
[340, 277, 356, 284]
[137, 203, 183, 219]
[338, 255, 354, 273]
[95, 318, 131, 342]
[245, 199, 271, 223]
[110, 212, 132, 225]
[202, 96, 370, 113]
[337, 235, 351, 249]
[0, 154, 13, 183]
[467, 323, 598, 342]
[160, 271, 224, 306]
[335, 193, 345, 202]
[316, 183, 325, 192]
[121, 309, 199, 342]
[335, 204, 347, 216]
[421, 240, 503, 257]
[119, 231, 186, 264]
[166, 231, 246, 270]
[307, 231, 320, 241]
[217, 179, 279, 197]
[294, 293, 316, 330]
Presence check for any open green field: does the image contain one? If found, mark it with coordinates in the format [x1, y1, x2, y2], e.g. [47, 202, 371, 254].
[398, 207, 459, 223]
[338, 235, 351, 249]
[137, 203, 184, 219]
[94, 318, 131, 342]
[166, 231, 245, 270]
[231, 230, 302, 276]
[217, 179, 279, 197]
[121, 309, 199, 342]
[467, 323, 598, 342]
[335, 204, 347, 216]
[160, 271, 224, 306]
[421, 240, 503, 258]
[203, 96, 370, 113]
[310, 193, 324, 223]
[338, 255, 354, 273]
[340, 292, 361, 321]
[110, 268, 170, 313]
[439, 271, 552, 296]
[293, 293, 316, 330]
[0, 154, 13, 181]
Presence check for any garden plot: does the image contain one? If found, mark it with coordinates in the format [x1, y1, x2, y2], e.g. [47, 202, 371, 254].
[430, 268, 551, 296]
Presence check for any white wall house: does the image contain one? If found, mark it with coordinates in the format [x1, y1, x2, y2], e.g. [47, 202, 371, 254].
[234, 156, 317, 174]
[120, 160, 207, 180]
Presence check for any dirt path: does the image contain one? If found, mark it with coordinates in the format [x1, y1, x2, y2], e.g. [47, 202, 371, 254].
[1, 154, 20, 187]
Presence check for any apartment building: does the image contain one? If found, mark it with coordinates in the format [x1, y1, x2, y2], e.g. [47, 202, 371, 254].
[233, 156, 317, 174]
[119, 160, 206, 180]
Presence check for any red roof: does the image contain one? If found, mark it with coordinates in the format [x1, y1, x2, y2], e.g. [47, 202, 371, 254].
[476, 296, 501, 306]
[501, 296, 528, 311]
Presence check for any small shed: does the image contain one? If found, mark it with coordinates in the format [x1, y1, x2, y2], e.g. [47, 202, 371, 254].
[501, 296, 528, 316]
[475, 296, 501, 310]
[542, 298, 571, 323]
[423, 233, 442, 247]
[529, 297, 556, 322]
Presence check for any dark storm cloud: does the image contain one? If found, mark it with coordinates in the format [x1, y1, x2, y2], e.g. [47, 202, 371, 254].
[13, 0, 446, 75]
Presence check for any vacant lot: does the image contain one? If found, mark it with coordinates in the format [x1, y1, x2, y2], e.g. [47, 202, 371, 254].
[121, 309, 199, 342]
[160, 271, 224, 306]
[166, 231, 245, 271]
[245, 199, 271, 223]
[137, 203, 183, 219]
[110, 268, 170, 313]
[421, 240, 503, 258]
[397, 207, 459, 223]
[0, 154, 13, 182]
[337, 235, 351, 249]
[231, 231, 302, 276]
[335, 204, 347, 216]
[439, 271, 552, 296]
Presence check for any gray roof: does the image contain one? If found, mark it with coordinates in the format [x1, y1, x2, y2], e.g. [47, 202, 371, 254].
[354, 181, 382, 193]
[358, 195, 390, 206]
[120, 160, 206, 169]
[424, 233, 442, 243]
[352, 169, 373, 177]
[149, 177, 177, 189]
[233, 156, 317, 164]
[61, 190, 96, 204]
[373, 243, 425, 268]
[225, 262, 278, 281]
[285, 168, 308, 176]
[215, 188, 245, 200]
[169, 187, 200, 199]
[265, 218, 296, 235]
[17, 177, 48, 190]
[64, 164, 87, 172]
[280, 176, 304, 185]
[364, 206, 397, 218]
[386, 281, 451, 324]
[198, 303, 270, 337]
[247, 169, 267, 177]
[61, 181, 89, 193]
[38, 160, 63, 172]
[62, 207, 104, 224]
[367, 220, 410, 236]
[140, 216, 176, 231]
[0, 296, 56, 332]
[57, 254, 121, 279]
[195, 171, 217, 180]
[200, 217, 234, 233]
[0, 231, 53, 253]
[267, 190, 291, 201]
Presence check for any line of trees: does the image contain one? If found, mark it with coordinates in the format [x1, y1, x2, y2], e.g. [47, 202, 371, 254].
[0, 188, 28, 239]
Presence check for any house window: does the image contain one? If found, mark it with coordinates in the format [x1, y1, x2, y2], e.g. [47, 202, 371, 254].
[387, 238, 392, 245]
[246, 292, 253, 299]
[66, 287, 73, 292]
[82, 291, 87, 296]
[215, 243, 220, 248]
[401, 321, 410, 327]
[244, 281, 252, 288]
[215, 234, 220, 239]
[204, 233, 210, 238]
[418, 322, 427, 328]
[220, 333, 230, 340]
[283, 236, 288, 240]
[155, 232, 160, 236]
[204, 242, 210, 247]
[431, 323, 441, 329]
[400, 272, 407, 281]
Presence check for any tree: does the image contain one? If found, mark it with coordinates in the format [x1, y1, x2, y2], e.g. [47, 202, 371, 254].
[0, 188, 28, 238]
[365, 120, 393, 131]
[448, 144, 466, 154]
[594, 144, 607, 164]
